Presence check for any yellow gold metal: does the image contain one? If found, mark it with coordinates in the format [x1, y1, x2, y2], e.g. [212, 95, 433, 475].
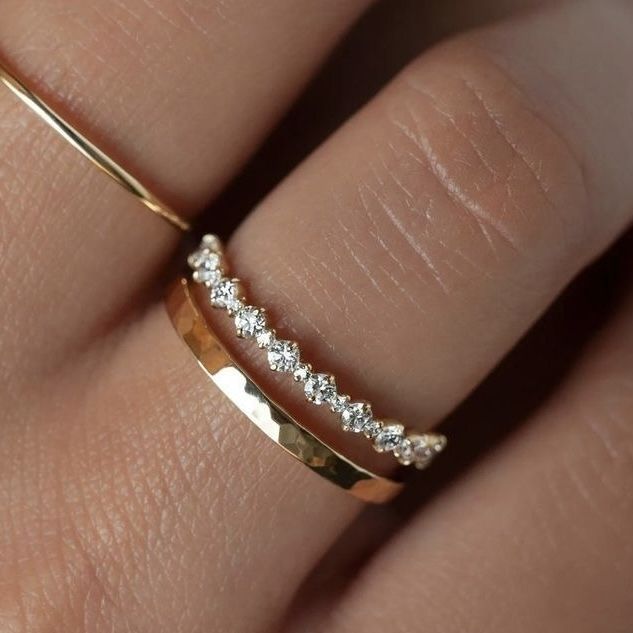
[166, 277, 403, 503]
[0, 62, 190, 232]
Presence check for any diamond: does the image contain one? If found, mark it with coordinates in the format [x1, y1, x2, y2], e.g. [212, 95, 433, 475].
[188, 248, 221, 271]
[304, 373, 336, 405]
[235, 306, 266, 338]
[395, 437, 415, 465]
[340, 402, 373, 433]
[267, 340, 299, 372]
[292, 363, 311, 382]
[411, 434, 446, 469]
[329, 393, 350, 414]
[193, 266, 222, 285]
[363, 418, 383, 439]
[187, 248, 207, 269]
[189, 248, 222, 285]
[256, 329, 275, 349]
[411, 437, 433, 469]
[209, 278, 241, 311]
[201, 233, 222, 252]
[374, 423, 405, 453]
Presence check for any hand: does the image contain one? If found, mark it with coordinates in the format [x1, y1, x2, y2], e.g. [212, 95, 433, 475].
[1, 1, 632, 631]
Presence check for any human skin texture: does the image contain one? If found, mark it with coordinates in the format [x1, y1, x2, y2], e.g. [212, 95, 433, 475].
[0, 1, 632, 632]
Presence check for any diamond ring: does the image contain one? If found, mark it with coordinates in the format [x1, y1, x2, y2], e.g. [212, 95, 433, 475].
[187, 234, 447, 471]
[167, 277, 403, 503]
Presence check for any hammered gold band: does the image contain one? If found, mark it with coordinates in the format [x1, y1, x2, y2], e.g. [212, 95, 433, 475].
[0, 62, 190, 232]
[166, 277, 403, 504]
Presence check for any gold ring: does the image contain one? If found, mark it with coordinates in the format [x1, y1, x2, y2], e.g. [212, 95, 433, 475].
[0, 62, 190, 232]
[166, 277, 403, 504]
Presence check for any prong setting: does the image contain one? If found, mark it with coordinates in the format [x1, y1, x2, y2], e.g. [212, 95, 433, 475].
[394, 437, 415, 465]
[234, 306, 267, 339]
[304, 373, 336, 405]
[256, 329, 276, 349]
[329, 393, 350, 414]
[267, 340, 300, 372]
[292, 363, 311, 383]
[201, 233, 222, 252]
[188, 245, 223, 285]
[209, 278, 242, 312]
[374, 423, 405, 453]
[340, 402, 373, 433]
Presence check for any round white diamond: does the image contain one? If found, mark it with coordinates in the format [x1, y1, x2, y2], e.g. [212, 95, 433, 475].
[256, 329, 275, 349]
[329, 394, 350, 414]
[209, 278, 241, 310]
[374, 423, 405, 453]
[187, 248, 207, 269]
[395, 437, 415, 465]
[292, 363, 311, 382]
[340, 402, 373, 433]
[201, 233, 222, 252]
[304, 373, 336, 405]
[267, 340, 299, 372]
[189, 248, 222, 285]
[188, 249, 221, 272]
[363, 418, 383, 439]
[411, 434, 430, 454]
[411, 434, 446, 469]
[235, 306, 266, 338]
[193, 266, 222, 285]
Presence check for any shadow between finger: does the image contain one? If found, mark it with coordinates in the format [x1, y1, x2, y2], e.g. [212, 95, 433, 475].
[279, 228, 633, 625]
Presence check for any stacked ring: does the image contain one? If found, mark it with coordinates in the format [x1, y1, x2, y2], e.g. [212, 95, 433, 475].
[1, 60, 445, 502]
[167, 277, 403, 503]
[185, 234, 447, 474]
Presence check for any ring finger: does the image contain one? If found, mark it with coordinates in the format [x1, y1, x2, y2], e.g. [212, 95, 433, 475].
[6, 0, 633, 631]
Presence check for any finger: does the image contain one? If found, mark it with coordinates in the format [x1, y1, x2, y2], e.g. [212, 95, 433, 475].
[5, 0, 633, 630]
[0, 305, 364, 633]
[228, 0, 633, 442]
[166, 0, 633, 616]
[0, 0, 370, 384]
[311, 248, 633, 633]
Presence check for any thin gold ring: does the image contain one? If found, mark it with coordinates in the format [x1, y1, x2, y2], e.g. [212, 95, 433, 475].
[0, 63, 190, 232]
[166, 277, 403, 504]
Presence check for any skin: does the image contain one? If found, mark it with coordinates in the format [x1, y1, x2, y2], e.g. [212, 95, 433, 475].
[0, 0, 632, 631]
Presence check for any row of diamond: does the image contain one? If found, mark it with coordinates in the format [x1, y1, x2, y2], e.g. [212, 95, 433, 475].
[188, 234, 447, 470]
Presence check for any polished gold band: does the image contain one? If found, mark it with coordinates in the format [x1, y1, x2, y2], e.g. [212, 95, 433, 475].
[166, 277, 403, 503]
[0, 63, 190, 232]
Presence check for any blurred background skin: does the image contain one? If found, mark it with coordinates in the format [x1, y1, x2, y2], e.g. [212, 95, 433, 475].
[200, 0, 631, 602]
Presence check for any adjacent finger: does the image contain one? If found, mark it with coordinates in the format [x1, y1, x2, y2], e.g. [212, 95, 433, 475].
[0, 0, 370, 385]
[313, 251, 633, 633]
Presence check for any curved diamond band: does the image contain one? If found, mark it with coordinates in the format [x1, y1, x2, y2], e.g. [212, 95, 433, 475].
[188, 234, 447, 471]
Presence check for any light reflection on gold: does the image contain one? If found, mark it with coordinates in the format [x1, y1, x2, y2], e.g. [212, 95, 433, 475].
[0, 62, 190, 232]
[166, 278, 403, 503]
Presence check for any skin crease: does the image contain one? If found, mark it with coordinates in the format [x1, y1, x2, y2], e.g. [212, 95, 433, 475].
[0, 1, 632, 633]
